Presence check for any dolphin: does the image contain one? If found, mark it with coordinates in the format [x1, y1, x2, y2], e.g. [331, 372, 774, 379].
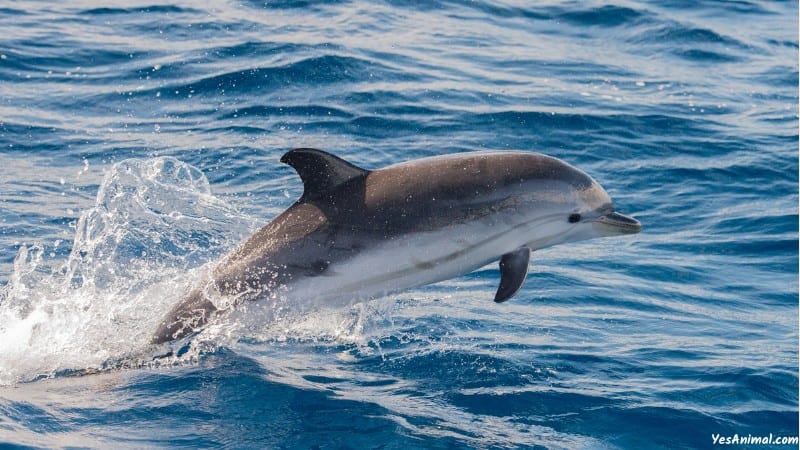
[152, 149, 641, 344]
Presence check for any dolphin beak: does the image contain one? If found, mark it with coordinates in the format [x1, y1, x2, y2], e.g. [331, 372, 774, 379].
[592, 211, 642, 235]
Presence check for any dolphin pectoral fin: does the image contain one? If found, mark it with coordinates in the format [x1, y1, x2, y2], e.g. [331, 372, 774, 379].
[494, 246, 531, 303]
[281, 148, 370, 200]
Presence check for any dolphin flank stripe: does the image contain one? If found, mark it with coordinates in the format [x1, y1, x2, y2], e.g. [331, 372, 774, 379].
[153, 149, 641, 344]
[325, 212, 567, 295]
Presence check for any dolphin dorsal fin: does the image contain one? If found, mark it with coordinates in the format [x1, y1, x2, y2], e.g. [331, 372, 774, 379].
[281, 148, 369, 199]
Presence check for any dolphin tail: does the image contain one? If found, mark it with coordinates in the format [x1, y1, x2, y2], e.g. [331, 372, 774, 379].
[152, 288, 218, 344]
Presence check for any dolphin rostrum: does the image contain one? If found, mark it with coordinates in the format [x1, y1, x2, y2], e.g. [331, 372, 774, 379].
[153, 149, 641, 343]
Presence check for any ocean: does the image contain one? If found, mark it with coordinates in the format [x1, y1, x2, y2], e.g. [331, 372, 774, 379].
[0, 1, 797, 449]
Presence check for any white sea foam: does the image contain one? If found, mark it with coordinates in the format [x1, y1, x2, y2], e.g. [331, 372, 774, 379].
[0, 158, 251, 384]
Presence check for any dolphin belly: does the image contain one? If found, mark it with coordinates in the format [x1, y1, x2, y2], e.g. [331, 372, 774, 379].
[284, 219, 525, 307]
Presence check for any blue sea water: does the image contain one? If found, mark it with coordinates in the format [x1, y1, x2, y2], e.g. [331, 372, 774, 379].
[0, 0, 797, 448]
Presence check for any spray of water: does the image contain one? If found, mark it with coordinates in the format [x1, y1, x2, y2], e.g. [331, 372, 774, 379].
[0, 158, 252, 384]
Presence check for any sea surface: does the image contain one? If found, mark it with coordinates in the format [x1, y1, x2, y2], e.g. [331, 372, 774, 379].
[0, 1, 797, 449]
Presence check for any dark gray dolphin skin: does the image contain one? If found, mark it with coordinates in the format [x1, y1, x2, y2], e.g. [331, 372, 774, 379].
[153, 149, 641, 344]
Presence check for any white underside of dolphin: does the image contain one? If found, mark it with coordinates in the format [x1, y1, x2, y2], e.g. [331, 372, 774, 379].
[289, 213, 568, 307]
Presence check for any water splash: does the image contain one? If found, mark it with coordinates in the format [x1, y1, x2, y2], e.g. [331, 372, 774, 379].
[0, 158, 248, 384]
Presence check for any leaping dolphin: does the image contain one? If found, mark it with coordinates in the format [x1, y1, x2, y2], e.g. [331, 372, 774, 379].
[153, 149, 641, 344]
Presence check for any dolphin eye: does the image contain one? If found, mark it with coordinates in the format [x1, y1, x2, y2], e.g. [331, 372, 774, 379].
[568, 213, 581, 223]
